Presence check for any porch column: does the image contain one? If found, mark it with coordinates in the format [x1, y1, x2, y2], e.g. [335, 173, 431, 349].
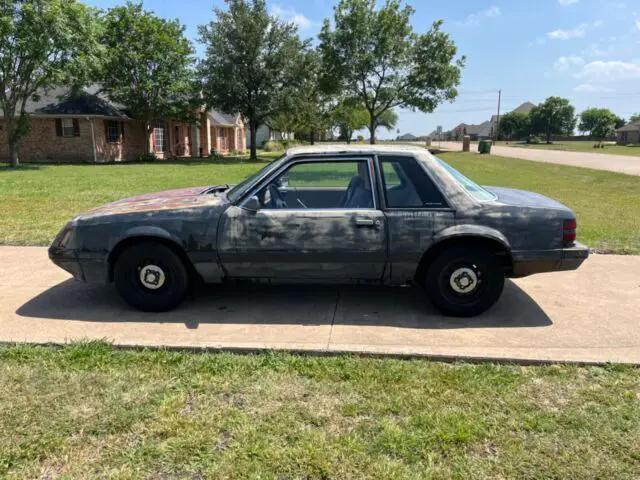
[191, 124, 200, 157]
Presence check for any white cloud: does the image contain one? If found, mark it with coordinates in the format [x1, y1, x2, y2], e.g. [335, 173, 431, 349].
[574, 84, 615, 92]
[559, 0, 579, 5]
[271, 5, 314, 30]
[554, 55, 585, 71]
[455, 6, 501, 27]
[547, 21, 601, 40]
[636, 18, 640, 31]
[575, 60, 640, 82]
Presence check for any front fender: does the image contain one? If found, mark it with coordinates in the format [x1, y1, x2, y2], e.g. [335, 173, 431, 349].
[433, 224, 511, 251]
[110, 225, 184, 252]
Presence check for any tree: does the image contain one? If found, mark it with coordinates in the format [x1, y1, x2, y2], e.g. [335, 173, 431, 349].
[100, 2, 198, 156]
[374, 109, 398, 133]
[319, 0, 464, 144]
[199, 0, 306, 160]
[333, 100, 369, 143]
[614, 116, 626, 130]
[578, 108, 617, 140]
[286, 49, 334, 145]
[498, 112, 531, 140]
[630, 113, 640, 123]
[529, 97, 576, 144]
[0, 0, 100, 167]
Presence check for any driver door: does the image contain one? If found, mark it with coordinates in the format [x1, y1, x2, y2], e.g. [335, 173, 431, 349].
[217, 158, 387, 282]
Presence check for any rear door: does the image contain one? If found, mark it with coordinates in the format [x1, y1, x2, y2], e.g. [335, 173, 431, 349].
[217, 157, 387, 282]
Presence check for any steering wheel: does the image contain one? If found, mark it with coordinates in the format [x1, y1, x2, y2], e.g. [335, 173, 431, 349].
[269, 184, 287, 209]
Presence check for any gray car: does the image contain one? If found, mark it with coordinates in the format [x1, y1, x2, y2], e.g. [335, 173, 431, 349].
[49, 145, 589, 317]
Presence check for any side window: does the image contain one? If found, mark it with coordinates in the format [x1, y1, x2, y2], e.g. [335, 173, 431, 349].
[255, 160, 374, 210]
[380, 155, 447, 208]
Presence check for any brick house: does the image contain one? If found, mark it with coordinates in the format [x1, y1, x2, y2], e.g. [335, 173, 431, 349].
[0, 87, 246, 163]
[616, 121, 640, 145]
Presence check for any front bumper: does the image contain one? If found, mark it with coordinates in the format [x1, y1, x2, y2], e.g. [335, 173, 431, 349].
[510, 242, 590, 278]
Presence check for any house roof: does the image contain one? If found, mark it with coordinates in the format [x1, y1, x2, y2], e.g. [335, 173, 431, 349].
[512, 102, 536, 114]
[397, 133, 417, 140]
[208, 109, 239, 126]
[465, 121, 490, 136]
[617, 121, 640, 132]
[2, 86, 130, 118]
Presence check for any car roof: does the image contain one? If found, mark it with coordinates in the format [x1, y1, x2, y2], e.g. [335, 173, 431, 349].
[285, 144, 431, 157]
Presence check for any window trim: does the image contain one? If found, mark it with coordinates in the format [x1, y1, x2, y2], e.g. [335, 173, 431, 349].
[61, 118, 75, 138]
[106, 120, 121, 144]
[238, 156, 378, 211]
[154, 120, 166, 153]
[376, 154, 452, 211]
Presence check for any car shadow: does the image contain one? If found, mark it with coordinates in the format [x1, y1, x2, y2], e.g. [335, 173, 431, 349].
[16, 279, 552, 330]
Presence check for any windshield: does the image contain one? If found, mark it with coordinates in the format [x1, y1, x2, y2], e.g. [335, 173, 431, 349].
[226, 155, 287, 203]
[435, 157, 497, 202]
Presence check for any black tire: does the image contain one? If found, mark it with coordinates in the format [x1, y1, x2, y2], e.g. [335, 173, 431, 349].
[113, 242, 189, 312]
[424, 245, 505, 317]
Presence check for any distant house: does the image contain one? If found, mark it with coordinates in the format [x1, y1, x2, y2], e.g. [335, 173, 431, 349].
[0, 86, 245, 163]
[453, 102, 536, 141]
[616, 121, 640, 145]
[397, 133, 417, 141]
[246, 123, 295, 148]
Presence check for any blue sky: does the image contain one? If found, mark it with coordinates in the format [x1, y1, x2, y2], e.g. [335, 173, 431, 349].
[86, 0, 640, 138]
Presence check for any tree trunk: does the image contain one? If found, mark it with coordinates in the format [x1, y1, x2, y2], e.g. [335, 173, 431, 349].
[310, 129, 316, 145]
[546, 128, 551, 144]
[249, 119, 257, 161]
[5, 116, 19, 167]
[369, 116, 376, 145]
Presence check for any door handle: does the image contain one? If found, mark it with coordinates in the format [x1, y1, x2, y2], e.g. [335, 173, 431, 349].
[355, 218, 381, 228]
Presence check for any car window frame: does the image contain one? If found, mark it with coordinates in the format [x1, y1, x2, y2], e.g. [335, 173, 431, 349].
[375, 154, 453, 211]
[238, 155, 379, 211]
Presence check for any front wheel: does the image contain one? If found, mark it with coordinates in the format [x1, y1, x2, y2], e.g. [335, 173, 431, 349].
[424, 245, 505, 317]
[113, 242, 189, 312]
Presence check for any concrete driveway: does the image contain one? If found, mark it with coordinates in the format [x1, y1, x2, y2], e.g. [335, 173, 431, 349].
[438, 141, 640, 176]
[1, 246, 639, 364]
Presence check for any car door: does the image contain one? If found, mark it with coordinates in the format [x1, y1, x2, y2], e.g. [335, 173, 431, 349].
[377, 155, 456, 284]
[217, 157, 387, 282]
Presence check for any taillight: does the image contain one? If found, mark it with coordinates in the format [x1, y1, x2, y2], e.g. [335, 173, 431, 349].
[563, 219, 577, 244]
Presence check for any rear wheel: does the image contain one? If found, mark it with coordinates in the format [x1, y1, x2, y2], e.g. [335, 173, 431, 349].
[424, 245, 505, 317]
[113, 242, 189, 312]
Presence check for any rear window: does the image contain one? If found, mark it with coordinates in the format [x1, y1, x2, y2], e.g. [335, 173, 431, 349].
[379, 155, 447, 208]
[435, 157, 497, 202]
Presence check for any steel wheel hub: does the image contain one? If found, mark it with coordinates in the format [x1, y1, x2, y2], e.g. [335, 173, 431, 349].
[449, 267, 478, 294]
[139, 264, 166, 290]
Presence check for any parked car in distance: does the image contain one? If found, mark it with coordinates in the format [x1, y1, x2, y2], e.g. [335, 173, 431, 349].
[49, 145, 589, 317]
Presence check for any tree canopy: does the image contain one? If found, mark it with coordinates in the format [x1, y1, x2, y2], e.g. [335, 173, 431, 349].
[579, 108, 617, 140]
[319, 0, 464, 144]
[630, 113, 640, 123]
[333, 100, 369, 143]
[498, 112, 531, 140]
[199, 0, 306, 159]
[100, 2, 198, 155]
[0, 0, 100, 166]
[530, 97, 576, 144]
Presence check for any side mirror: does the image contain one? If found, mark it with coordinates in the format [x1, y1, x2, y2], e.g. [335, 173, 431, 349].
[244, 195, 261, 211]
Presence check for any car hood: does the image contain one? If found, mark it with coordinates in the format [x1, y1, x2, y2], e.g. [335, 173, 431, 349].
[484, 186, 571, 211]
[75, 185, 230, 221]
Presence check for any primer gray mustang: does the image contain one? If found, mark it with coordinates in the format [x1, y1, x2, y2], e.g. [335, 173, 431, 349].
[49, 145, 589, 317]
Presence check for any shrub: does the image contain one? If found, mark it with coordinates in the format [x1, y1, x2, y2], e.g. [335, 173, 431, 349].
[136, 153, 157, 163]
[263, 140, 283, 152]
[528, 136, 542, 144]
[207, 149, 224, 161]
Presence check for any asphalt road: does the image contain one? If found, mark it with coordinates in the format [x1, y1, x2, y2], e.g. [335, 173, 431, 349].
[438, 141, 640, 176]
[1, 247, 639, 364]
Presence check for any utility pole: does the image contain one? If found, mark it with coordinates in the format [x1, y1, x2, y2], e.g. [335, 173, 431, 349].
[494, 89, 502, 142]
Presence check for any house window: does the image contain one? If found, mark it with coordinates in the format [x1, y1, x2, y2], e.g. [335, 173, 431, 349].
[154, 121, 166, 152]
[219, 128, 226, 138]
[106, 120, 121, 143]
[62, 118, 75, 137]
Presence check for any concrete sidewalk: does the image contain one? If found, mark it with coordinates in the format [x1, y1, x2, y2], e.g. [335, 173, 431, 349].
[438, 141, 640, 176]
[1, 246, 639, 364]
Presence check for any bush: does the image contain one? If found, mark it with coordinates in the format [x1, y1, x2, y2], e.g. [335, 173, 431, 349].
[263, 140, 283, 152]
[528, 136, 542, 144]
[136, 153, 157, 163]
[207, 149, 224, 161]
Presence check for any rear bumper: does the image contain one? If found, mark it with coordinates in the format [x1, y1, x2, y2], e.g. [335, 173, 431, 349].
[510, 242, 590, 278]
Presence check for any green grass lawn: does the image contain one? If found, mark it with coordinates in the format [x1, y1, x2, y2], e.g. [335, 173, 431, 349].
[1, 343, 639, 479]
[498, 141, 640, 157]
[1, 151, 639, 253]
